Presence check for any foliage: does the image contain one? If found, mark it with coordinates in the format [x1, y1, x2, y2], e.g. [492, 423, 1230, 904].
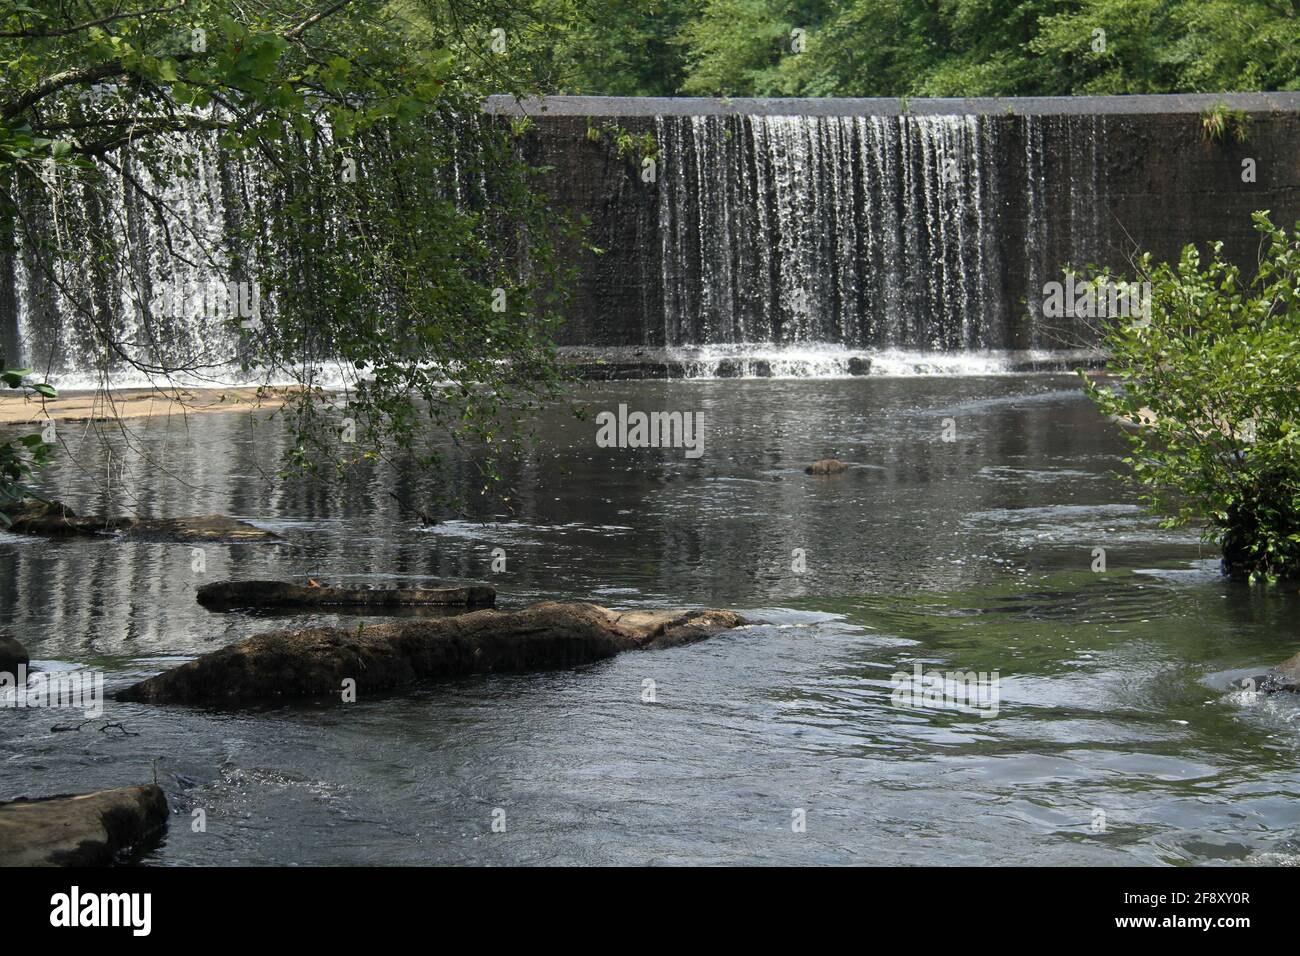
[1, 1, 576, 489]
[1201, 103, 1252, 143]
[0, 368, 56, 526]
[1081, 212, 1300, 582]
[584, 119, 658, 163]
[244, 106, 577, 481]
[511, 0, 695, 96]
[676, 0, 808, 96]
[517, 0, 1300, 97]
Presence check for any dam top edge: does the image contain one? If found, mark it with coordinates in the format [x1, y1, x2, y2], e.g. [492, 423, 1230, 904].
[482, 92, 1300, 118]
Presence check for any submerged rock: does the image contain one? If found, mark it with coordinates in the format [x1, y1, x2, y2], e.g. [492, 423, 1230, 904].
[6, 499, 279, 543]
[0, 635, 29, 673]
[122, 515, 280, 543]
[569, 360, 674, 381]
[0, 785, 168, 866]
[119, 601, 749, 704]
[805, 459, 849, 475]
[197, 579, 496, 610]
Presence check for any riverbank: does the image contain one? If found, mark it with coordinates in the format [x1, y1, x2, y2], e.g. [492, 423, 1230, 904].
[0, 385, 297, 425]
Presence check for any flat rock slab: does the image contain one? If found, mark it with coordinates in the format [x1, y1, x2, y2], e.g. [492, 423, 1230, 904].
[6, 500, 280, 543]
[6, 500, 131, 536]
[0, 386, 298, 425]
[197, 579, 496, 610]
[122, 515, 281, 543]
[0, 785, 168, 866]
[119, 601, 748, 704]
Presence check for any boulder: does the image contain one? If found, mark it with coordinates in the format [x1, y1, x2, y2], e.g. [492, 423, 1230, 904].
[805, 459, 849, 475]
[5, 499, 279, 543]
[846, 357, 873, 376]
[197, 579, 496, 610]
[118, 601, 748, 704]
[713, 358, 772, 378]
[1255, 651, 1300, 693]
[0, 635, 29, 674]
[0, 785, 168, 866]
[5, 499, 129, 536]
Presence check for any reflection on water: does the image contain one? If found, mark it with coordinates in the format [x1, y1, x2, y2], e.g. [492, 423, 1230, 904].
[2, 376, 1298, 865]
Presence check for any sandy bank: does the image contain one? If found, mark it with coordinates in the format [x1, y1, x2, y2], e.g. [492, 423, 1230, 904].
[0, 385, 297, 425]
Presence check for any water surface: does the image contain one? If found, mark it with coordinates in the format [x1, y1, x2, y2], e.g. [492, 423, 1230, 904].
[2, 375, 1298, 865]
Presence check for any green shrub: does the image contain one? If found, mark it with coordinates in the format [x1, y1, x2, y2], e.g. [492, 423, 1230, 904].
[1200, 103, 1252, 144]
[1081, 212, 1300, 583]
[0, 368, 56, 526]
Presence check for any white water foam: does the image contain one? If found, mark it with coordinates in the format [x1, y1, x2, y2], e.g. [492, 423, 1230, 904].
[570, 344, 1103, 379]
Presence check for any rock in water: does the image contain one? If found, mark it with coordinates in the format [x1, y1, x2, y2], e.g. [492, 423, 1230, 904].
[6, 499, 279, 543]
[805, 459, 849, 475]
[122, 515, 280, 543]
[118, 601, 749, 704]
[5, 499, 128, 536]
[1256, 651, 1300, 693]
[0, 785, 168, 866]
[0, 635, 28, 673]
[196, 579, 496, 610]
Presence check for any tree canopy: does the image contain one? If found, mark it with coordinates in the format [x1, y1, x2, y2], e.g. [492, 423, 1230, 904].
[510, 0, 1299, 98]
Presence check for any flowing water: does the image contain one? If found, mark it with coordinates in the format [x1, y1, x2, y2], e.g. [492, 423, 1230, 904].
[2, 375, 1298, 866]
[5, 111, 1113, 380]
[654, 113, 1106, 351]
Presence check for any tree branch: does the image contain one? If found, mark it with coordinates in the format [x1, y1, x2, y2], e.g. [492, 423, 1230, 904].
[285, 0, 354, 40]
[0, 4, 188, 39]
[4, 0, 356, 120]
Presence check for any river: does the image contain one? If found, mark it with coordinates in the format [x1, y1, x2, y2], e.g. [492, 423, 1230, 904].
[1, 374, 1297, 865]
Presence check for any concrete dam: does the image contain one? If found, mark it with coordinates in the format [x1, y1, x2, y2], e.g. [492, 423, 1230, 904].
[4, 92, 1298, 380]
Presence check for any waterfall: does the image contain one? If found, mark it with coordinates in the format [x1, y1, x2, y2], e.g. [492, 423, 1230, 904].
[0, 107, 496, 386]
[2, 104, 1118, 381]
[655, 112, 1102, 354]
[3, 129, 258, 385]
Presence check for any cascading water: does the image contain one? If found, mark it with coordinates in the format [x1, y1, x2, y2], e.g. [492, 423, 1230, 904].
[0, 104, 508, 387]
[3, 130, 258, 386]
[2, 104, 1118, 382]
[654, 112, 1110, 367]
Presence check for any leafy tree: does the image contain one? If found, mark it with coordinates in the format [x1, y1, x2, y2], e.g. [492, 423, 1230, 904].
[0, 368, 56, 526]
[1028, 0, 1300, 95]
[514, 0, 697, 96]
[620, 0, 1300, 97]
[676, 0, 805, 96]
[1082, 212, 1300, 582]
[1, 0, 574, 490]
